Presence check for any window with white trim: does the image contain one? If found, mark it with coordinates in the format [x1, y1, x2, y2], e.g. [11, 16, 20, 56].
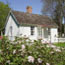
[38, 27, 42, 37]
[31, 26, 34, 35]
[10, 26, 13, 36]
[48, 28, 50, 35]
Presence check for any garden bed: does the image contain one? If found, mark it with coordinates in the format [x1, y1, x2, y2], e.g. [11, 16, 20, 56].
[0, 36, 65, 65]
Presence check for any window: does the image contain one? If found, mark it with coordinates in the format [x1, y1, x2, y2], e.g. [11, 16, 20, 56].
[48, 28, 50, 35]
[31, 26, 34, 35]
[10, 26, 13, 36]
[38, 27, 42, 37]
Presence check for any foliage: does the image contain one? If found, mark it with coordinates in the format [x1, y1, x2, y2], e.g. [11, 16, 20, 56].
[0, 2, 10, 34]
[0, 37, 65, 65]
[41, 0, 65, 36]
[42, 0, 65, 16]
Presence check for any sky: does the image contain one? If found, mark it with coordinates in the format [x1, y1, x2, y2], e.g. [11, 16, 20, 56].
[0, 0, 43, 14]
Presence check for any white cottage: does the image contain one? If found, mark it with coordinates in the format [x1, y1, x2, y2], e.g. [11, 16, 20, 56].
[5, 6, 58, 43]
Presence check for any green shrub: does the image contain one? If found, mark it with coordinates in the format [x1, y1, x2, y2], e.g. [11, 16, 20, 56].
[0, 36, 65, 65]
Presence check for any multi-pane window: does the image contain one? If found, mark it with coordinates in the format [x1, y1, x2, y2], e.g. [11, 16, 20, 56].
[48, 28, 50, 35]
[31, 26, 34, 35]
[10, 26, 13, 36]
[38, 27, 42, 37]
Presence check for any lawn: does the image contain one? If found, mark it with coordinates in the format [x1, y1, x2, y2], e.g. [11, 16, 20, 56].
[54, 42, 65, 47]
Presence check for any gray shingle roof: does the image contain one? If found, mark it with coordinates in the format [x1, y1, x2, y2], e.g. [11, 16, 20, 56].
[12, 11, 58, 28]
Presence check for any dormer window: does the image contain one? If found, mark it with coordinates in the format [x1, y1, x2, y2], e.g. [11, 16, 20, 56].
[31, 26, 34, 35]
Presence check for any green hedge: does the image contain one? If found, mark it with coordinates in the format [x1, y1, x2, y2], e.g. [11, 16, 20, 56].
[0, 37, 65, 65]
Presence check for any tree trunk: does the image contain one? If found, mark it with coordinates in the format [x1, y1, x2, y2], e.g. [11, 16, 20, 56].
[60, 20, 62, 37]
[64, 17, 65, 37]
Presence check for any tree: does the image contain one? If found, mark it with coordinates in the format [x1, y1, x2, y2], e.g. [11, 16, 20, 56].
[41, 0, 65, 37]
[0, 2, 10, 35]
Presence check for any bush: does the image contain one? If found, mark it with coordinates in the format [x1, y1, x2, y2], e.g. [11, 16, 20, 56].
[0, 36, 65, 65]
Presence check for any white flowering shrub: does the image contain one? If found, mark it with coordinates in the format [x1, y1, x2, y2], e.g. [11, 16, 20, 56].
[0, 36, 65, 65]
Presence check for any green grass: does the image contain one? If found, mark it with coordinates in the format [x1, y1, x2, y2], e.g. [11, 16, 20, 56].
[54, 42, 65, 47]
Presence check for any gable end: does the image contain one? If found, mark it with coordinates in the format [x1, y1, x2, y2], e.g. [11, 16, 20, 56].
[5, 11, 20, 28]
[10, 12, 20, 27]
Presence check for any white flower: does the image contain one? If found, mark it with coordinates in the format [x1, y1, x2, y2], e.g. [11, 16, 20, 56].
[18, 41, 21, 44]
[50, 45, 56, 48]
[26, 39, 29, 42]
[28, 56, 34, 63]
[55, 49, 61, 52]
[21, 44, 25, 50]
[37, 58, 42, 63]
[11, 41, 18, 44]
[28, 43, 34, 46]
[6, 60, 10, 64]
[14, 42, 18, 44]
[46, 63, 50, 65]
[50, 51, 54, 54]
[13, 50, 16, 54]
[7, 47, 9, 49]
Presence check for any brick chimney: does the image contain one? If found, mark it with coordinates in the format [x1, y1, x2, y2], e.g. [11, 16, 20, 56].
[26, 6, 32, 13]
